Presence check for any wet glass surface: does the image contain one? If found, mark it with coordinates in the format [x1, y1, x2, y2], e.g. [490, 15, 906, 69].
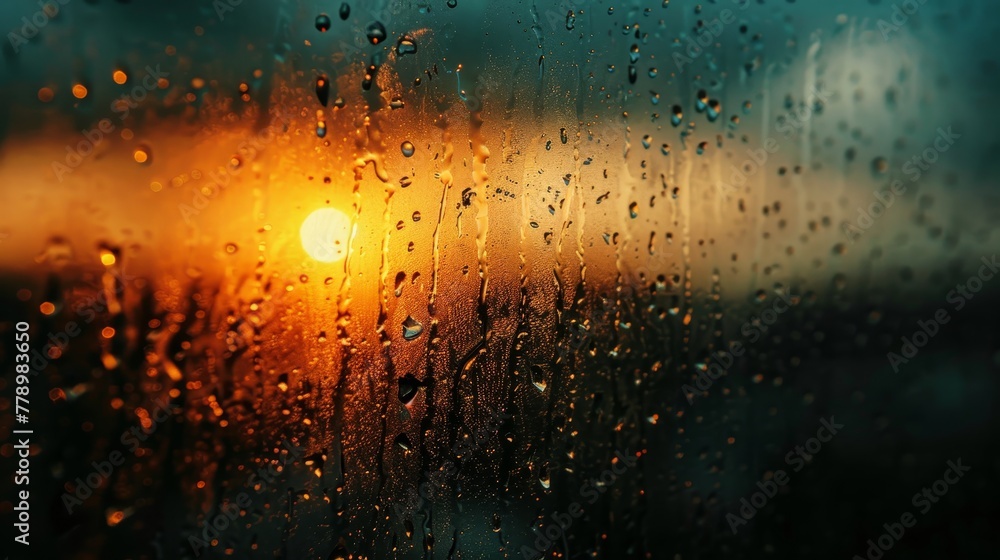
[0, 0, 998, 558]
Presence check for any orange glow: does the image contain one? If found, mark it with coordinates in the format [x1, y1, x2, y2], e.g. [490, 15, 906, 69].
[113, 70, 128, 84]
[71, 84, 88, 98]
[40, 302, 55, 315]
[38, 87, 54, 102]
[300, 207, 351, 262]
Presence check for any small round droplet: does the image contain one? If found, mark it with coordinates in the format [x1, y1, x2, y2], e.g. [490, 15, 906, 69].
[366, 21, 387, 45]
[872, 157, 889, 174]
[447, 0, 457, 7]
[401, 141, 415, 157]
[133, 145, 151, 164]
[338, 2, 350, 20]
[315, 14, 331, 32]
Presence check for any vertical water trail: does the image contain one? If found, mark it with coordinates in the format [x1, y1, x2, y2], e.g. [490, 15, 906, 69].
[751, 62, 777, 292]
[430, 128, 454, 316]
[470, 111, 491, 328]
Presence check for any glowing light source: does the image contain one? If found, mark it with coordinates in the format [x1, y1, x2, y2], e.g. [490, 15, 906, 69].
[300, 208, 351, 262]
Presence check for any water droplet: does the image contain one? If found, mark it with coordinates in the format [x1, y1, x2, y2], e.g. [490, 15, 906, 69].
[338, 2, 350, 20]
[530, 365, 547, 392]
[394, 271, 407, 297]
[396, 35, 417, 56]
[398, 375, 419, 404]
[696, 89, 708, 112]
[401, 141, 415, 157]
[329, 542, 349, 560]
[565, 11, 576, 30]
[671, 105, 683, 126]
[395, 433, 413, 451]
[629, 201, 639, 218]
[316, 74, 329, 106]
[366, 21, 387, 45]
[133, 145, 151, 165]
[402, 316, 423, 340]
[707, 99, 721, 122]
[315, 14, 331, 32]
[447, 0, 457, 7]
[872, 157, 889, 174]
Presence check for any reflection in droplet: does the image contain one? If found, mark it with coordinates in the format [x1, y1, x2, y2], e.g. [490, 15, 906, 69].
[401, 141, 415, 157]
[396, 36, 417, 56]
[402, 316, 423, 340]
[316, 75, 329, 106]
[366, 21, 387, 45]
[315, 14, 331, 32]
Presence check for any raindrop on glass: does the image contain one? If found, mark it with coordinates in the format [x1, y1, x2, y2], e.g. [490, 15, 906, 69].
[315, 14, 331, 32]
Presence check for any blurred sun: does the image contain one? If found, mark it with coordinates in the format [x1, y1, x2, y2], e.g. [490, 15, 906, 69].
[300, 207, 351, 262]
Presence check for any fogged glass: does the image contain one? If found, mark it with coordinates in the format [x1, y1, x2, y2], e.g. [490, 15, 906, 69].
[0, 0, 997, 558]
